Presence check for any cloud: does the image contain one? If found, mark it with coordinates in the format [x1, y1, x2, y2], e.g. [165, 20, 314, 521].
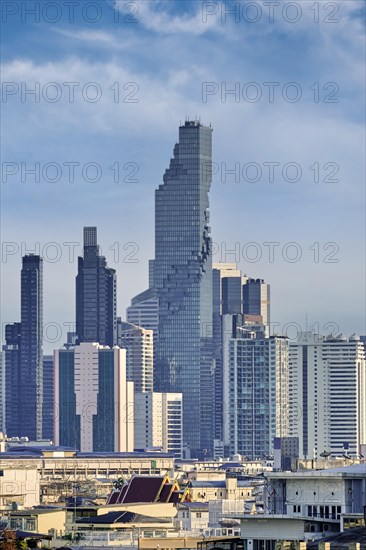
[114, 0, 222, 35]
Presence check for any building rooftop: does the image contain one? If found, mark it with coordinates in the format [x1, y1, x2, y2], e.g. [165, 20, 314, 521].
[76, 511, 172, 526]
[306, 526, 366, 548]
[268, 462, 366, 479]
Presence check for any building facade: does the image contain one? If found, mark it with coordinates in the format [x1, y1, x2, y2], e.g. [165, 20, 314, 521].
[117, 320, 154, 393]
[212, 263, 242, 449]
[242, 277, 270, 335]
[134, 392, 183, 457]
[54, 342, 134, 452]
[224, 327, 289, 459]
[76, 227, 117, 347]
[42, 355, 54, 441]
[154, 120, 214, 457]
[289, 332, 366, 458]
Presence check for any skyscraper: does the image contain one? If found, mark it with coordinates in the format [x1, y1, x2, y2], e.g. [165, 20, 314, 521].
[19, 255, 43, 440]
[76, 227, 117, 347]
[117, 319, 154, 393]
[223, 325, 289, 459]
[154, 120, 214, 457]
[54, 342, 134, 452]
[289, 332, 366, 458]
[212, 263, 242, 449]
[242, 278, 270, 334]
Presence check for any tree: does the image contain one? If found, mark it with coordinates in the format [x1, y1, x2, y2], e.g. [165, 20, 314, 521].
[0, 529, 17, 550]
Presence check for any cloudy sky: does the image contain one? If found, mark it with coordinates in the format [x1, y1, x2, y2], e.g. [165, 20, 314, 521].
[1, 0, 365, 351]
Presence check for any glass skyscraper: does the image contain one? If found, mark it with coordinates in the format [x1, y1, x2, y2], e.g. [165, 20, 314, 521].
[154, 120, 214, 457]
[76, 227, 117, 347]
[20, 254, 43, 440]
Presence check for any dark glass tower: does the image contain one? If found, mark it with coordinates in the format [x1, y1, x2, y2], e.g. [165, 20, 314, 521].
[154, 120, 214, 457]
[76, 227, 117, 347]
[3, 322, 22, 437]
[20, 254, 43, 440]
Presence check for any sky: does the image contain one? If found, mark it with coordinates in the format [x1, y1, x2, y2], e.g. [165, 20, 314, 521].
[1, 0, 365, 352]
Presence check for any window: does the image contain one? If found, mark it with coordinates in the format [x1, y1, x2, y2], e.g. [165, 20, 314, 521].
[196, 512, 202, 518]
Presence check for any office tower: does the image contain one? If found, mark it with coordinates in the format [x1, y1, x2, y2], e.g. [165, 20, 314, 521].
[126, 288, 158, 333]
[134, 392, 183, 457]
[154, 120, 214, 457]
[3, 323, 21, 436]
[289, 332, 366, 458]
[20, 255, 43, 440]
[76, 227, 117, 347]
[117, 319, 154, 392]
[242, 278, 270, 334]
[42, 355, 54, 441]
[54, 342, 134, 452]
[0, 351, 5, 433]
[223, 325, 290, 459]
[212, 263, 242, 451]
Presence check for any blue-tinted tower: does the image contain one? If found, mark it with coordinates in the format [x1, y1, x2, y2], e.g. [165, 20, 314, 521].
[154, 120, 214, 457]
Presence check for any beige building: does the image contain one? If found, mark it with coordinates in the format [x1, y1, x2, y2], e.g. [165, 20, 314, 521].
[0, 464, 40, 510]
[185, 477, 254, 502]
[0, 447, 174, 505]
[134, 392, 183, 458]
[7, 508, 66, 537]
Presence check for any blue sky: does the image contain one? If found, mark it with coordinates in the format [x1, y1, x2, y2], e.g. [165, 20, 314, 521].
[1, 0, 365, 351]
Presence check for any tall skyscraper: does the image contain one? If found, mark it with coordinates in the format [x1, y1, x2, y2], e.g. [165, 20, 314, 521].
[54, 342, 134, 452]
[242, 278, 270, 334]
[289, 332, 366, 458]
[76, 227, 117, 347]
[154, 120, 214, 457]
[117, 319, 154, 393]
[20, 255, 43, 440]
[223, 324, 289, 459]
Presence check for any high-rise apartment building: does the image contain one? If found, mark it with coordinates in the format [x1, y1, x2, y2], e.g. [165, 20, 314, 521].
[117, 320, 154, 393]
[154, 120, 214, 457]
[126, 288, 158, 334]
[42, 355, 54, 441]
[212, 263, 242, 448]
[76, 227, 117, 347]
[223, 325, 289, 459]
[134, 392, 183, 458]
[289, 332, 366, 458]
[54, 342, 134, 452]
[20, 255, 43, 440]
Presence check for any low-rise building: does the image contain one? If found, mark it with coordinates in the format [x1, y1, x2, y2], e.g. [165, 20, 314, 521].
[176, 502, 209, 531]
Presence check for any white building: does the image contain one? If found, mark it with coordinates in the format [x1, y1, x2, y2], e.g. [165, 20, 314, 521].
[117, 320, 154, 393]
[134, 392, 183, 457]
[54, 342, 134, 453]
[0, 452, 40, 511]
[289, 332, 366, 457]
[223, 326, 289, 459]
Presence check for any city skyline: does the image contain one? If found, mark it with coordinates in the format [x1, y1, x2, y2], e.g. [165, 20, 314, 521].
[1, 1, 365, 351]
